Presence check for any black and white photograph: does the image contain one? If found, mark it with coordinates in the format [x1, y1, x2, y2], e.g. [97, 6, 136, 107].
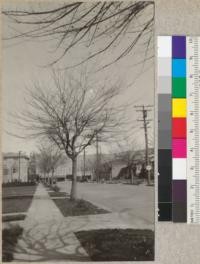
[2, 1, 155, 262]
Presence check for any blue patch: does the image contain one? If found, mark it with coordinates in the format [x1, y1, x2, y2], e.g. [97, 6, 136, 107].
[172, 59, 186, 77]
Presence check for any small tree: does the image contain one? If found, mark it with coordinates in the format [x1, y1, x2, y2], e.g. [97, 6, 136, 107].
[28, 152, 37, 182]
[38, 149, 51, 183]
[116, 150, 137, 184]
[38, 143, 63, 185]
[115, 141, 138, 184]
[13, 70, 124, 200]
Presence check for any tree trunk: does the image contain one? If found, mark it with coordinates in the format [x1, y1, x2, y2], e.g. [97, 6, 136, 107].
[109, 167, 112, 182]
[70, 157, 78, 200]
[51, 170, 54, 186]
[131, 168, 134, 185]
[147, 169, 151, 186]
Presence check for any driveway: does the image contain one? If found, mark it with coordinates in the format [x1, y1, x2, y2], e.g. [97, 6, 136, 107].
[58, 181, 154, 229]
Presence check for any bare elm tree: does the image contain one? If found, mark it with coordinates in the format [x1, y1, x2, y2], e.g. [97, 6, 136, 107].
[12, 70, 124, 200]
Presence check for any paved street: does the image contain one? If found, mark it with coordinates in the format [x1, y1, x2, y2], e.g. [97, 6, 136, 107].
[58, 181, 154, 229]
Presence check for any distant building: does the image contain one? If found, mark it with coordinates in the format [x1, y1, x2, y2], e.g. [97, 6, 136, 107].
[3, 152, 29, 183]
[51, 148, 154, 182]
[110, 159, 126, 178]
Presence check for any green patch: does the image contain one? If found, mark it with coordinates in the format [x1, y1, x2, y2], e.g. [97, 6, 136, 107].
[75, 229, 154, 261]
[2, 214, 26, 222]
[3, 198, 33, 214]
[172, 78, 186, 98]
[53, 198, 109, 217]
[2, 225, 23, 262]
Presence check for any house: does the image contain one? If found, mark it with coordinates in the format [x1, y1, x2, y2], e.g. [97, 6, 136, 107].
[3, 152, 29, 183]
[110, 159, 126, 178]
[49, 148, 154, 182]
[102, 148, 154, 181]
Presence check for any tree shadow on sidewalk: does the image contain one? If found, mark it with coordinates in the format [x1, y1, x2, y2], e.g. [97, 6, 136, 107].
[4, 218, 90, 262]
[3, 200, 155, 262]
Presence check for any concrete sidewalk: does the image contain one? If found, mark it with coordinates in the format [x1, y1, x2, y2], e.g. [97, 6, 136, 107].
[13, 184, 89, 262]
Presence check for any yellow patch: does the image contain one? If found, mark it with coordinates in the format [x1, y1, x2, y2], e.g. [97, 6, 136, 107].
[172, 99, 187, 117]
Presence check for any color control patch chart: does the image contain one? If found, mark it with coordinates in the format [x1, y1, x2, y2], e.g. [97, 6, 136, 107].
[158, 36, 200, 223]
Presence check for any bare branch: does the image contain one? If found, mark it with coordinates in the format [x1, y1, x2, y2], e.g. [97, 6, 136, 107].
[2, 1, 154, 69]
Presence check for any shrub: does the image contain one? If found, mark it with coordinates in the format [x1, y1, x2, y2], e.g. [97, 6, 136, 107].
[3, 214, 26, 222]
[75, 229, 154, 261]
[52, 185, 60, 192]
[2, 225, 23, 261]
[2, 182, 36, 187]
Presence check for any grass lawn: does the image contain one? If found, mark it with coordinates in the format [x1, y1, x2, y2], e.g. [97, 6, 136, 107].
[2, 185, 37, 214]
[48, 191, 68, 197]
[3, 214, 26, 222]
[75, 229, 154, 261]
[2, 225, 23, 262]
[2, 185, 37, 198]
[3, 198, 33, 214]
[53, 198, 110, 217]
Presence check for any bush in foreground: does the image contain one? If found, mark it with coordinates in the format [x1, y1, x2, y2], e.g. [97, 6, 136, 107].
[2, 225, 23, 262]
[75, 228, 154, 261]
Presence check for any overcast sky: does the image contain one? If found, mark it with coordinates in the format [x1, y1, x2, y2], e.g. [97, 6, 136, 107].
[2, 1, 154, 156]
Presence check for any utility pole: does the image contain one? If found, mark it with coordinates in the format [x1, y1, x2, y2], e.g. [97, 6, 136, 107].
[96, 133, 99, 182]
[99, 145, 102, 182]
[18, 151, 22, 182]
[83, 148, 86, 178]
[135, 105, 153, 185]
[11, 166, 13, 182]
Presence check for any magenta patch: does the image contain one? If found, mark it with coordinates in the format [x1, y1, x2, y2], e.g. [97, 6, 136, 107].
[172, 138, 186, 158]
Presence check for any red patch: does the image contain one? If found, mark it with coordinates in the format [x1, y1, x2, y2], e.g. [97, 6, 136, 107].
[172, 118, 186, 138]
